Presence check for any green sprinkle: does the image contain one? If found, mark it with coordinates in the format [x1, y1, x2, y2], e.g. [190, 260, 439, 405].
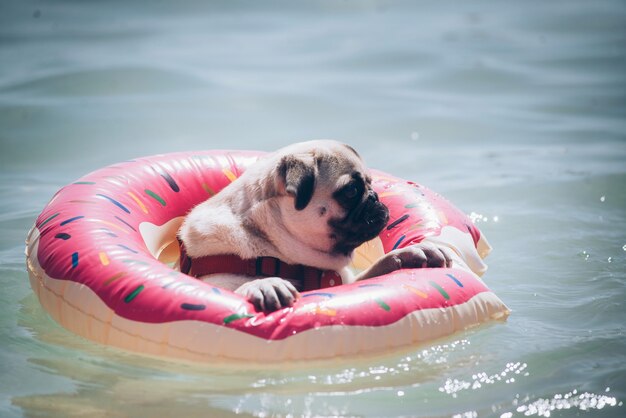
[374, 298, 391, 311]
[124, 284, 144, 303]
[73, 181, 96, 185]
[223, 313, 255, 324]
[429, 281, 450, 300]
[202, 183, 216, 196]
[144, 189, 166, 206]
[404, 203, 418, 209]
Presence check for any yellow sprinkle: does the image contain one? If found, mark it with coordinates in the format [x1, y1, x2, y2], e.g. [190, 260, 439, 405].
[403, 284, 428, 299]
[99, 252, 110, 266]
[90, 219, 130, 234]
[222, 168, 238, 182]
[379, 191, 403, 198]
[316, 306, 337, 316]
[126, 191, 149, 214]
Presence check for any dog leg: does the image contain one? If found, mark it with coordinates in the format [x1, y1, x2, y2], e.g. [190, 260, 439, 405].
[354, 243, 455, 281]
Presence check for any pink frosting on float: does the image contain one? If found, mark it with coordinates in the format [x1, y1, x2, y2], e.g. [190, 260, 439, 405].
[33, 151, 492, 342]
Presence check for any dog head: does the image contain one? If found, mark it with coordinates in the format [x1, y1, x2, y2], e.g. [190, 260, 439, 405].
[272, 140, 389, 261]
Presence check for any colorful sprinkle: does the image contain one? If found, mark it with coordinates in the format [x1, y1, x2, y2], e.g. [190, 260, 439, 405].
[144, 189, 166, 206]
[212, 287, 221, 295]
[55, 233, 71, 240]
[91, 219, 130, 234]
[358, 283, 384, 288]
[429, 281, 450, 300]
[97, 228, 117, 237]
[392, 235, 406, 250]
[315, 306, 337, 316]
[96, 194, 131, 214]
[302, 292, 335, 298]
[222, 168, 238, 182]
[375, 297, 391, 311]
[60, 215, 85, 226]
[223, 313, 255, 324]
[202, 183, 216, 196]
[104, 272, 124, 285]
[181, 303, 206, 311]
[446, 273, 464, 287]
[387, 214, 410, 230]
[114, 216, 136, 232]
[126, 191, 148, 214]
[404, 203, 419, 209]
[99, 252, 110, 266]
[71, 252, 79, 269]
[124, 285, 144, 303]
[379, 191, 403, 198]
[403, 284, 428, 298]
[73, 181, 96, 185]
[153, 165, 180, 192]
[39, 213, 60, 228]
[117, 244, 138, 254]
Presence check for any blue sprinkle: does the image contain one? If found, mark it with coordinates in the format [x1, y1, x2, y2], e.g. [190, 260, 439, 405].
[55, 233, 71, 240]
[96, 194, 131, 214]
[117, 244, 138, 254]
[392, 235, 406, 250]
[302, 292, 335, 298]
[114, 216, 136, 231]
[153, 165, 180, 193]
[71, 252, 79, 268]
[446, 273, 464, 287]
[60, 216, 85, 226]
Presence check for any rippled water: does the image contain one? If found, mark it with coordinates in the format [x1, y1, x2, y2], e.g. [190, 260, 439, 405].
[1, 0, 625, 417]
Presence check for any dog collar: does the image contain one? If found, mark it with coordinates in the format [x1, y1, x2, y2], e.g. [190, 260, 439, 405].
[178, 240, 342, 291]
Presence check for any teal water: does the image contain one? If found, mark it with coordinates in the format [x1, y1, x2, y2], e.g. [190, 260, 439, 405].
[1, 0, 625, 417]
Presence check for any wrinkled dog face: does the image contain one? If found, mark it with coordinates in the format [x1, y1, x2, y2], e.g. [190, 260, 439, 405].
[276, 142, 389, 258]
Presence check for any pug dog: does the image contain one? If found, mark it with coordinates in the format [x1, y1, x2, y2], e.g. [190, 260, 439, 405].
[178, 140, 452, 311]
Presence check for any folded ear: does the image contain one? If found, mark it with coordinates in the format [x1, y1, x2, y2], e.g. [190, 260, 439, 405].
[278, 154, 316, 210]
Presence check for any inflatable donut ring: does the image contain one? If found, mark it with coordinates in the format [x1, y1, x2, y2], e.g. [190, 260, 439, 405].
[25, 151, 509, 362]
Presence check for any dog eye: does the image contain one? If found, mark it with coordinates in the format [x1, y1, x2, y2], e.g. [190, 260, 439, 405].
[344, 184, 358, 199]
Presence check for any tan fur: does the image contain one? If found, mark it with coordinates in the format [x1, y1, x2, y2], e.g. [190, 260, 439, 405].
[178, 140, 366, 274]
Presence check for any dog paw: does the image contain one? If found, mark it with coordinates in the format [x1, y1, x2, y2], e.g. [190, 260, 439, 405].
[385, 243, 454, 270]
[356, 243, 455, 280]
[235, 277, 300, 312]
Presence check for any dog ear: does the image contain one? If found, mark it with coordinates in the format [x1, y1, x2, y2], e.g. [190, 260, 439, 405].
[278, 154, 316, 210]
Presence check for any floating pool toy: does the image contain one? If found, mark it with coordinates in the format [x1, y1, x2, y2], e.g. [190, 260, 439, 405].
[25, 151, 509, 362]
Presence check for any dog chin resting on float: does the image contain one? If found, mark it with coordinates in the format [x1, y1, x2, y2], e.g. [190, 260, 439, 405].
[178, 140, 453, 312]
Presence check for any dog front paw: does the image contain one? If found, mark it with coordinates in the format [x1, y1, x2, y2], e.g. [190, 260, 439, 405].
[235, 277, 300, 312]
[356, 243, 455, 281]
[384, 243, 454, 270]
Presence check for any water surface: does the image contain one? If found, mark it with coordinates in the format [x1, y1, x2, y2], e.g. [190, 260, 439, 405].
[1, 0, 625, 416]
